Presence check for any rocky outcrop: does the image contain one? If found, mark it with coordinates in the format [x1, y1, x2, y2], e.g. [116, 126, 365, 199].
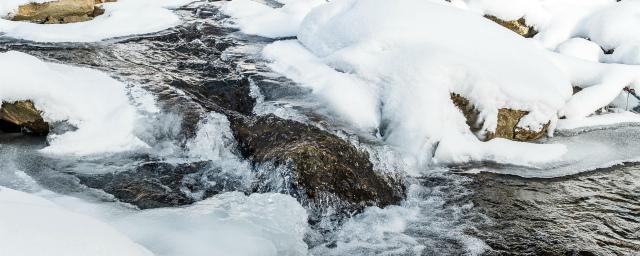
[451, 93, 548, 141]
[0, 101, 49, 135]
[11, 0, 111, 24]
[230, 114, 405, 221]
[485, 15, 537, 38]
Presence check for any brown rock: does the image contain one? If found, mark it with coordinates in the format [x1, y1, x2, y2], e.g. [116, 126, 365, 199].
[0, 100, 49, 135]
[485, 15, 538, 38]
[12, 0, 96, 24]
[451, 93, 547, 141]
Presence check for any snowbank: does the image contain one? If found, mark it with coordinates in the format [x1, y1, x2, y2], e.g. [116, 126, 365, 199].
[0, 0, 193, 43]
[225, 0, 640, 172]
[0, 186, 153, 256]
[222, 0, 325, 38]
[258, 0, 573, 169]
[0, 51, 147, 155]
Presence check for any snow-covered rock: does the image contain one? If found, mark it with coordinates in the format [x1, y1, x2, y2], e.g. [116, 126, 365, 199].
[0, 51, 147, 155]
[224, 0, 640, 170]
[0, 0, 193, 42]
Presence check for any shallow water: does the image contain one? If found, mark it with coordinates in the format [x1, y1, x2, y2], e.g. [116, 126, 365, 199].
[1, 1, 639, 256]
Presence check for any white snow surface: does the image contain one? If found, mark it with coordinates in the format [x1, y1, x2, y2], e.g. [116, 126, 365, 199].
[0, 0, 193, 43]
[0, 186, 153, 256]
[225, 0, 640, 173]
[0, 51, 148, 155]
[222, 0, 325, 38]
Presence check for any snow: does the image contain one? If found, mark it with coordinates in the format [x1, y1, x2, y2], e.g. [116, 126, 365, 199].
[0, 0, 193, 43]
[555, 38, 603, 62]
[221, 0, 325, 38]
[251, 0, 574, 170]
[223, 0, 640, 173]
[0, 185, 309, 256]
[0, 51, 147, 155]
[0, 186, 153, 256]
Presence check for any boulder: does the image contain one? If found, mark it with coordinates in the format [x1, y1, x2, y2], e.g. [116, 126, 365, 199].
[0, 100, 49, 135]
[485, 15, 537, 38]
[11, 0, 108, 24]
[230, 114, 405, 221]
[451, 93, 548, 141]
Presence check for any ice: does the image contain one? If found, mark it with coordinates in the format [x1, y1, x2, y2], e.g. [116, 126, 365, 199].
[0, 0, 193, 43]
[472, 125, 640, 178]
[0, 51, 147, 155]
[111, 192, 309, 256]
[557, 111, 640, 131]
[0, 186, 154, 256]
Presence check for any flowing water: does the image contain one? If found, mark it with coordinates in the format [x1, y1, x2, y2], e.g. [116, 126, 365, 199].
[0, 1, 639, 255]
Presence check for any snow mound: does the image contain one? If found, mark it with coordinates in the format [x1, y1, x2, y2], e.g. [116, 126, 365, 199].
[260, 0, 574, 169]
[0, 0, 193, 43]
[221, 0, 325, 38]
[0, 51, 147, 155]
[0, 186, 153, 256]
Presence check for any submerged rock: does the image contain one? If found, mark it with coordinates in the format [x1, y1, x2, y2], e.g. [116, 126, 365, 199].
[230, 114, 405, 221]
[11, 0, 107, 24]
[451, 93, 548, 141]
[76, 161, 242, 209]
[485, 15, 537, 38]
[0, 100, 49, 135]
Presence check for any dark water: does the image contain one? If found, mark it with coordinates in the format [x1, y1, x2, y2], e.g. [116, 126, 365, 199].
[467, 167, 640, 255]
[1, 2, 639, 255]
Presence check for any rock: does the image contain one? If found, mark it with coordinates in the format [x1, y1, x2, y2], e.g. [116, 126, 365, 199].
[451, 93, 548, 141]
[485, 15, 538, 38]
[0, 100, 49, 135]
[76, 161, 241, 209]
[230, 114, 405, 221]
[12, 0, 101, 24]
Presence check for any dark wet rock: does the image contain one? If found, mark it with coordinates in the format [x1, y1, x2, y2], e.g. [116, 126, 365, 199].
[76, 161, 241, 209]
[0, 100, 49, 135]
[451, 93, 548, 141]
[230, 114, 405, 220]
[485, 15, 538, 38]
[203, 78, 255, 115]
